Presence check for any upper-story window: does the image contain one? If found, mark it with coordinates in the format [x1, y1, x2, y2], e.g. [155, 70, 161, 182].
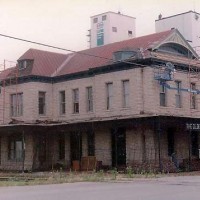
[106, 83, 113, 110]
[59, 91, 66, 115]
[175, 81, 181, 108]
[128, 30, 133, 37]
[191, 83, 197, 109]
[86, 87, 93, 112]
[38, 92, 46, 115]
[160, 84, 166, 107]
[18, 59, 33, 70]
[112, 27, 117, 32]
[73, 89, 79, 113]
[102, 15, 107, 21]
[10, 93, 23, 117]
[122, 80, 130, 108]
[93, 17, 98, 23]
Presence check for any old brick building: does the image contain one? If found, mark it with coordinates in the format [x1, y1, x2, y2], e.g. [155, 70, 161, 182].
[0, 29, 200, 172]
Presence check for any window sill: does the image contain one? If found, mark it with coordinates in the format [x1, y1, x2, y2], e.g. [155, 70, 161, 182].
[105, 109, 114, 112]
[86, 111, 94, 114]
[71, 113, 80, 115]
[121, 107, 131, 110]
[59, 114, 66, 117]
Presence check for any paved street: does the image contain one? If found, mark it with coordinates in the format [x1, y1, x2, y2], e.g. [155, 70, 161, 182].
[0, 176, 200, 200]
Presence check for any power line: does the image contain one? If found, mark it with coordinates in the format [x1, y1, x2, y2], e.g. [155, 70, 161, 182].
[0, 33, 147, 68]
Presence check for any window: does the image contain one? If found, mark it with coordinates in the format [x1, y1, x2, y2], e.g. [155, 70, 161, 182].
[18, 60, 33, 70]
[39, 92, 46, 115]
[8, 137, 23, 161]
[175, 81, 181, 108]
[18, 60, 27, 70]
[59, 91, 66, 115]
[128, 30, 133, 36]
[58, 134, 65, 160]
[160, 84, 166, 106]
[106, 83, 113, 110]
[86, 87, 93, 112]
[112, 27, 117, 32]
[191, 83, 197, 109]
[73, 89, 79, 113]
[87, 131, 95, 156]
[10, 93, 23, 117]
[102, 15, 107, 21]
[122, 80, 130, 107]
[93, 17, 98, 23]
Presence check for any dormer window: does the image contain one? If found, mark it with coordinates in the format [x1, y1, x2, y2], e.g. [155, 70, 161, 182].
[113, 50, 137, 61]
[18, 60, 32, 70]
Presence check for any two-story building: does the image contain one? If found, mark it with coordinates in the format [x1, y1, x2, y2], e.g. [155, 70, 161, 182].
[0, 29, 200, 172]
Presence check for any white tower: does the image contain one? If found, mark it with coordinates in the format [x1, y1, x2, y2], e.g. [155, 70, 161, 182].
[155, 11, 200, 56]
[88, 11, 136, 48]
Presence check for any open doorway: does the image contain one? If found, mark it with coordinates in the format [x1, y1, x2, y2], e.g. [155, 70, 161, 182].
[111, 127, 126, 168]
[191, 131, 199, 157]
[70, 132, 82, 163]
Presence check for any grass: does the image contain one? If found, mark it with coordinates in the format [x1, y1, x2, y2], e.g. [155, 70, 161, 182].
[0, 170, 199, 187]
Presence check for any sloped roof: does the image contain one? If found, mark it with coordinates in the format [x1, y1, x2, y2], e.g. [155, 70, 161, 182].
[0, 67, 15, 80]
[2, 29, 195, 80]
[57, 30, 173, 76]
[18, 49, 69, 76]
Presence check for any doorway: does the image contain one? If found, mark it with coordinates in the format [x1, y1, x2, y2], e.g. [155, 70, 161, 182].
[167, 128, 175, 156]
[111, 127, 126, 168]
[70, 132, 82, 162]
[191, 131, 199, 157]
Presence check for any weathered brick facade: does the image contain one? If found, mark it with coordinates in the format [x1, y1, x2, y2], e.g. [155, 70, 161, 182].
[0, 29, 200, 171]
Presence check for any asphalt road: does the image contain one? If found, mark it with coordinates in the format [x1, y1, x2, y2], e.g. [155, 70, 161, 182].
[0, 176, 200, 200]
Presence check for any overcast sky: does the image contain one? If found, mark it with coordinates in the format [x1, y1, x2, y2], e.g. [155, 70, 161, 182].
[0, 0, 200, 70]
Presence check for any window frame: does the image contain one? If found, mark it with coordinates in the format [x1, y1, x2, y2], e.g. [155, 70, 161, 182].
[86, 86, 93, 112]
[112, 27, 117, 32]
[106, 82, 113, 110]
[175, 81, 182, 108]
[122, 80, 130, 108]
[8, 136, 23, 162]
[38, 91, 46, 115]
[190, 83, 197, 109]
[10, 93, 23, 117]
[72, 88, 79, 114]
[59, 91, 66, 115]
[128, 30, 133, 36]
[102, 15, 107, 21]
[160, 84, 166, 107]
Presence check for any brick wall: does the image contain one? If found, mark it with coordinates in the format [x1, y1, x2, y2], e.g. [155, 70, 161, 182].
[1, 67, 200, 125]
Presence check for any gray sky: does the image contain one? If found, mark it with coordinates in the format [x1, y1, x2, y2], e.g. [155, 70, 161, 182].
[0, 0, 200, 70]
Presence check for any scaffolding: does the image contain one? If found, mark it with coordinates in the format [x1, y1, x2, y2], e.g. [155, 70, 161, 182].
[0, 60, 18, 124]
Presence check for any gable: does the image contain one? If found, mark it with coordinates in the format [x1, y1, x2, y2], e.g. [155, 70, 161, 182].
[152, 29, 199, 59]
